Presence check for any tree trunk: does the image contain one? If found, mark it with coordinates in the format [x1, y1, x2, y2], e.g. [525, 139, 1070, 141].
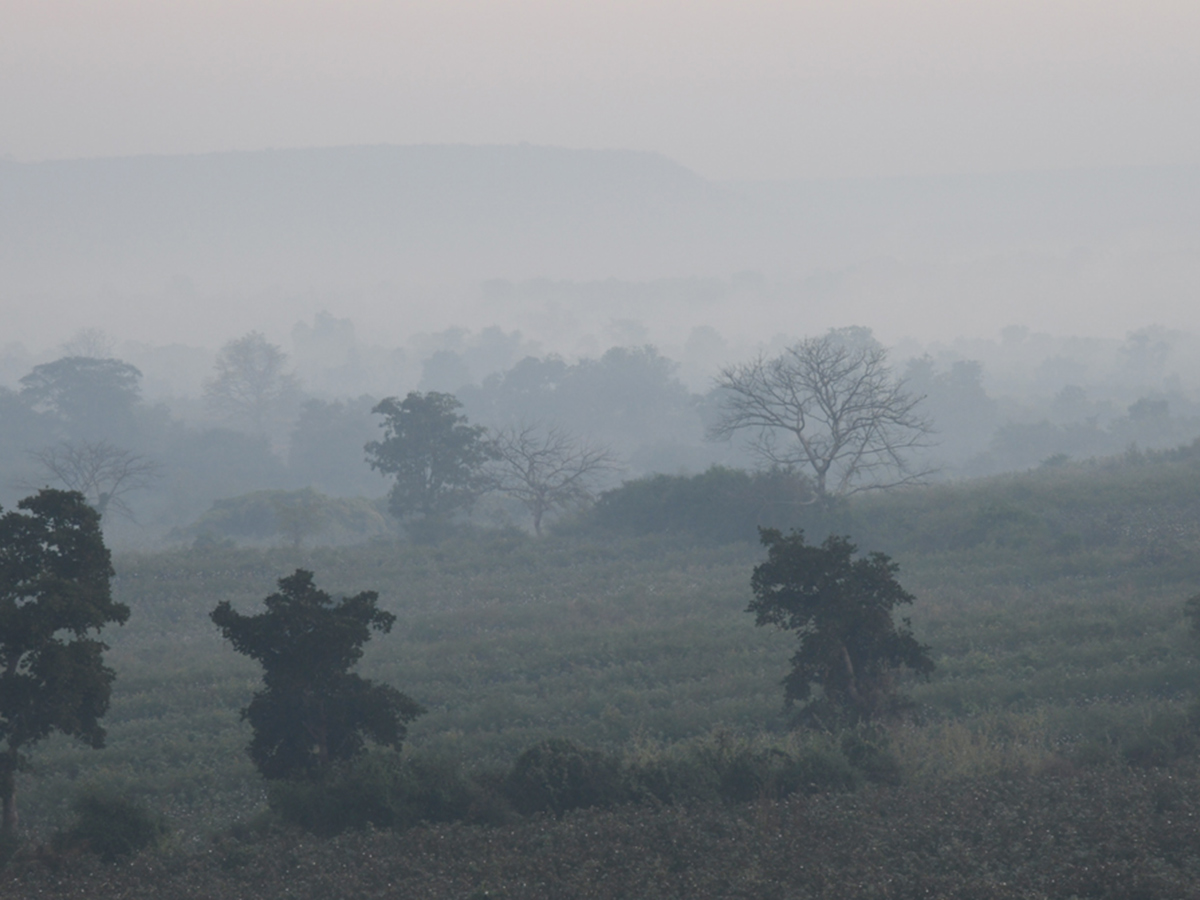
[1, 791, 15, 838]
[0, 757, 16, 838]
[841, 643, 861, 706]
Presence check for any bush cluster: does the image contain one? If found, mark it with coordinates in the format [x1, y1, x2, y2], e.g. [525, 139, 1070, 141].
[56, 791, 168, 862]
[262, 730, 904, 836]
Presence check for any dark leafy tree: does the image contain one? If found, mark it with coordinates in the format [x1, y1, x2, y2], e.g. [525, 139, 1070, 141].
[19, 356, 143, 442]
[211, 570, 424, 782]
[0, 490, 128, 836]
[713, 330, 933, 504]
[365, 392, 496, 525]
[489, 422, 619, 536]
[748, 528, 934, 725]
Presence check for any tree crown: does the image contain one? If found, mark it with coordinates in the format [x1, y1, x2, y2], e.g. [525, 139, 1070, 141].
[749, 527, 934, 722]
[366, 392, 495, 522]
[714, 330, 933, 502]
[211, 569, 394, 688]
[0, 489, 127, 832]
[204, 332, 299, 432]
[19, 357, 143, 441]
[211, 570, 423, 781]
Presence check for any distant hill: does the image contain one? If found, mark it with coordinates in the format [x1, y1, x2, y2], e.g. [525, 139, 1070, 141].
[3, 145, 1200, 343]
[0, 145, 751, 292]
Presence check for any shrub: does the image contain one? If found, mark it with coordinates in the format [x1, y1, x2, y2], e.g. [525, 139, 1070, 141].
[60, 790, 167, 862]
[505, 739, 626, 816]
[1121, 710, 1198, 769]
[778, 748, 861, 796]
[580, 466, 814, 544]
[840, 731, 904, 786]
[269, 752, 501, 836]
[632, 733, 862, 805]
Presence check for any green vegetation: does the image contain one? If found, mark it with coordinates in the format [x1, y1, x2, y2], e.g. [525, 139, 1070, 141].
[57, 790, 168, 862]
[749, 528, 935, 724]
[3, 445, 1200, 895]
[0, 490, 128, 837]
[181, 489, 390, 547]
[211, 570, 425, 784]
[366, 391, 496, 529]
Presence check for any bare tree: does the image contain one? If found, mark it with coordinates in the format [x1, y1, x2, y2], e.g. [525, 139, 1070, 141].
[204, 332, 300, 433]
[28, 440, 160, 519]
[712, 331, 933, 503]
[490, 423, 620, 535]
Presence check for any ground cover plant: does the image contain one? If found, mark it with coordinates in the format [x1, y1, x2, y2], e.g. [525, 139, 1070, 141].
[3, 445, 1200, 895]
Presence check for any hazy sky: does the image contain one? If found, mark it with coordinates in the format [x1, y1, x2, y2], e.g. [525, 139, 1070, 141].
[5, 0, 1199, 179]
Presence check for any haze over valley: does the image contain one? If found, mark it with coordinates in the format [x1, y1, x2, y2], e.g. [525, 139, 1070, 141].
[6, 5, 1200, 895]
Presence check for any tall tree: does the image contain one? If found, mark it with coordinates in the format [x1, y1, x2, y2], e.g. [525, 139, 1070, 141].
[748, 528, 934, 725]
[0, 490, 128, 836]
[204, 332, 300, 433]
[365, 392, 496, 526]
[489, 423, 619, 536]
[712, 330, 933, 504]
[19, 357, 143, 442]
[211, 570, 424, 781]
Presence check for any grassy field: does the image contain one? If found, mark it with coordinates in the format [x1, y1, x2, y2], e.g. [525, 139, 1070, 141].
[6, 448, 1200, 894]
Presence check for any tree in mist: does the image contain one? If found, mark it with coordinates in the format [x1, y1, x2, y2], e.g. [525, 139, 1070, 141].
[712, 330, 933, 504]
[289, 398, 380, 497]
[460, 346, 700, 460]
[902, 356, 997, 463]
[489, 423, 620, 536]
[749, 528, 934, 726]
[28, 440, 160, 520]
[365, 392, 496, 528]
[204, 332, 300, 433]
[210, 569, 424, 781]
[19, 356, 143, 442]
[59, 328, 117, 360]
[0, 490, 128, 836]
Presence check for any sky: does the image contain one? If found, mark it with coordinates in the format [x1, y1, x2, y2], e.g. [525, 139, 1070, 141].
[4, 0, 1200, 180]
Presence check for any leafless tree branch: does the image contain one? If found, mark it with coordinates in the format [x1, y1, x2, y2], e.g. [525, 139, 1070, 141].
[712, 333, 935, 502]
[26, 440, 161, 520]
[489, 422, 621, 535]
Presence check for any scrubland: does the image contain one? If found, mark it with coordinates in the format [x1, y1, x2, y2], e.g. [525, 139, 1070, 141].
[6, 445, 1200, 897]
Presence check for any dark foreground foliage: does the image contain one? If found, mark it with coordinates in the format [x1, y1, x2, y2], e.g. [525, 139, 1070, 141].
[6, 767, 1200, 899]
[56, 791, 168, 862]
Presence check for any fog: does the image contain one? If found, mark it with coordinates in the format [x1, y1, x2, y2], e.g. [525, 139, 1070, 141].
[6, 2, 1200, 179]
[4, 146, 1200, 353]
[3, 2, 1200, 546]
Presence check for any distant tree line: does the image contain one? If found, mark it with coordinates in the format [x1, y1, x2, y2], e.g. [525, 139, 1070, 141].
[5, 324, 1195, 546]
